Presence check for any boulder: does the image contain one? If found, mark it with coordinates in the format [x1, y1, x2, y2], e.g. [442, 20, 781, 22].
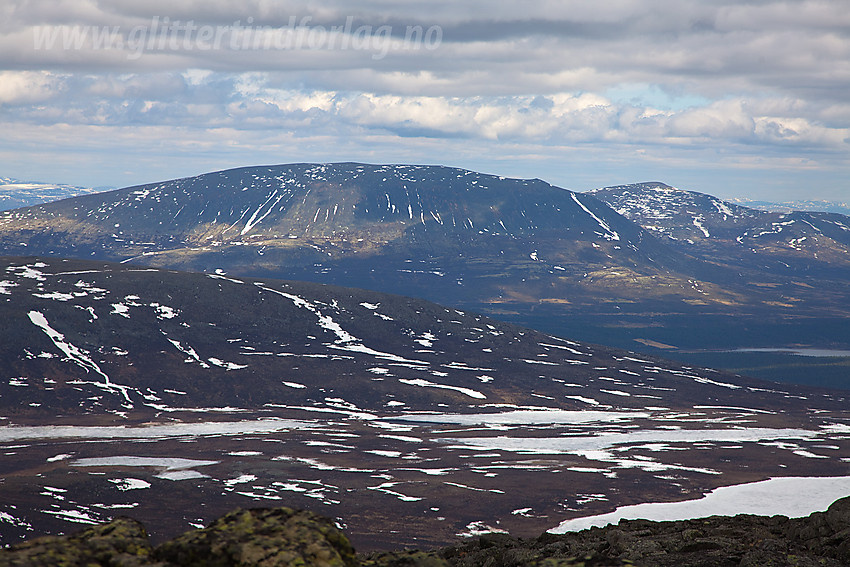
[154, 508, 358, 567]
[0, 517, 155, 567]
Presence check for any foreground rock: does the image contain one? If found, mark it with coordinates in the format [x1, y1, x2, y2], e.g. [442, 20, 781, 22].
[0, 517, 153, 566]
[3, 497, 850, 566]
[420, 495, 850, 567]
[0, 508, 357, 567]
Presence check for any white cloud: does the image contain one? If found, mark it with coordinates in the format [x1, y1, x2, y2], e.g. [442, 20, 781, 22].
[0, 70, 63, 104]
[0, 0, 847, 199]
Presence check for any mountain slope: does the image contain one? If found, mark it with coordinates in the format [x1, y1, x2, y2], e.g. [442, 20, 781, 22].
[0, 255, 799, 417]
[0, 164, 716, 305]
[1, 255, 849, 550]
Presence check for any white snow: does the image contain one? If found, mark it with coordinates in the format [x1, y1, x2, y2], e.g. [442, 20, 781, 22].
[27, 310, 133, 403]
[224, 474, 258, 487]
[241, 190, 284, 235]
[565, 396, 601, 406]
[398, 378, 486, 399]
[551, 476, 850, 533]
[457, 521, 509, 537]
[394, 409, 649, 425]
[166, 338, 210, 368]
[0, 511, 32, 529]
[258, 284, 427, 365]
[570, 193, 620, 241]
[33, 292, 76, 301]
[72, 456, 220, 470]
[208, 357, 248, 371]
[7, 263, 47, 281]
[0, 419, 309, 441]
[442, 427, 820, 455]
[150, 303, 179, 319]
[110, 304, 131, 318]
[0, 279, 17, 294]
[41, 508, 101, 525]
[600, 389, 631, 397]
[692, 216, 710, 237]
[366, 450, 403, 458]
[155, 470, 210, 481]
[367, 481, 422, 502]
[47, 453, 74, 462]
[109, 478, 151, 491]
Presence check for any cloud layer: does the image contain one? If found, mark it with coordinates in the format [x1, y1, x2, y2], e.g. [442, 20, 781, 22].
[1, 0, 848, 199]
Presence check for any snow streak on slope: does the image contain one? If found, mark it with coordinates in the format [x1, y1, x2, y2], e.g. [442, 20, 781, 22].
[255, 283, 429, 366]
[571, 193, 620, 241]
[27, 310, 134, 405]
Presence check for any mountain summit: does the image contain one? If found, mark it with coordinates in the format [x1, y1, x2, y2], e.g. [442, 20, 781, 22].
[0, 162, 694, 322]
[0, 163, 658, 266]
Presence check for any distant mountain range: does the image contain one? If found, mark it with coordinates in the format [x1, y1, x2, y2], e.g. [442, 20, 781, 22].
[1, 164, 848, 379]
[734, 197, 850, 216]
[0, 177, 108, 211]
[588, 181, 850, 291]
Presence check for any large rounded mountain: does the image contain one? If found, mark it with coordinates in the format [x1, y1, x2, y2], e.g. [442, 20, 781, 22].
[0, 163, 707, 315]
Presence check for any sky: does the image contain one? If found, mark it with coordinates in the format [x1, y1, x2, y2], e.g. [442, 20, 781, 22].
[1, 0, 848, 201]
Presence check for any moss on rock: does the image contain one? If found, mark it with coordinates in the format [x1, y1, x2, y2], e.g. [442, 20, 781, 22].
[0, 516, 155, 567]
[154, 508, 357, 567]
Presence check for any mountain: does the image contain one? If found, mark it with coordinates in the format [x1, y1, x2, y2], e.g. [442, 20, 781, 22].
[586, 182, 850, 384]
[0, 164, 673, 294]
[0, 255, 822, 417]
[1, 256, 848, 550]
[0, 177, 106, 211]
[588, 182, 850, 271]
[1, 165, 850, 383]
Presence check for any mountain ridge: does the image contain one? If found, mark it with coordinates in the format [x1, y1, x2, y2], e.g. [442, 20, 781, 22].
[1, 254, 809, 417]
[2, 164, 850, 385]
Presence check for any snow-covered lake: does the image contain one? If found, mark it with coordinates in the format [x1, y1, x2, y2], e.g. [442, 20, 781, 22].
[551, 476, 850, 532]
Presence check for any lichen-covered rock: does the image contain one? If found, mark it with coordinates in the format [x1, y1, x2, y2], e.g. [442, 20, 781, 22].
[153, 507, 358, 567]
[0, 516, 155, 567]
[428, 531, 636, 567]
[360, 550, 450, 567]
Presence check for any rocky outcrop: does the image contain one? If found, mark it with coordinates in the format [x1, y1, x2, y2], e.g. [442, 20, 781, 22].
[412, 495, 850, 567]
[155, 508, 358, 567]
[0, 508, 357, 567]
[2, 497, 850, 566]
[0, 516, 154, 566]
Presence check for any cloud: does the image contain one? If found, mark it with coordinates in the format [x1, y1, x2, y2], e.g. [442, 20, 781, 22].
[0, 0, 848, 200]
[0, 70, 62, 104]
